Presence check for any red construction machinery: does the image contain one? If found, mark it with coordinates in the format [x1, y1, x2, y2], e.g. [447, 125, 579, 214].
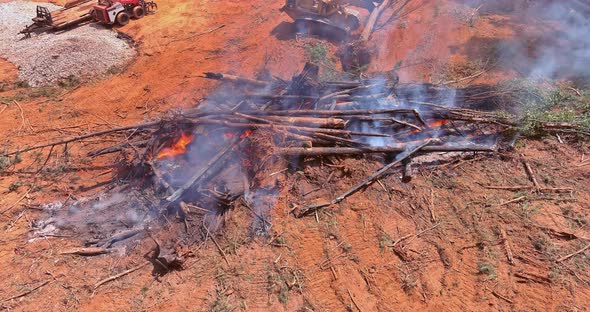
[20, 0, 157, 38]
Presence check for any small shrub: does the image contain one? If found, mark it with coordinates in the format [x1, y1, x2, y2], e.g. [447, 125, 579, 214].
[305, 42, 330, 64]
[8, 181, 23, 193]
[0, 156, 9, 172]
[58, 75, 80, 88]
[477, 262, 496, 279]
[0, 154, 21, 172]
[14, 80, 30, 88]
[30, 87, 58, 98]
[267, 271, 289, 304]
[378, 233, 393, 252]
[304, 42, 339, 81]
[532, 232, 551, 252]
[107, 65, 122, 75]
[498, 79, 590, 137]
[211, 294, 232, 312]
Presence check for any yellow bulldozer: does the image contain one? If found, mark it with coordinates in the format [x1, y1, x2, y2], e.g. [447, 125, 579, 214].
[280, 0, 367, 39]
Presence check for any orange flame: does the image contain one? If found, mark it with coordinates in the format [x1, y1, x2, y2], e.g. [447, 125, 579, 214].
[156, 132, 195, 160]
[427, 119, 450, 129]
[240, 129, 253, 139]
[411, 119, 451, 133]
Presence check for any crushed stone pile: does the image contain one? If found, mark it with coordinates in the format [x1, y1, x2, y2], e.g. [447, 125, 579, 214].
[0, 1, 135, 87]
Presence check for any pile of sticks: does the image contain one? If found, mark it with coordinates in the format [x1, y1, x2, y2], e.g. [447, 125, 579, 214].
[2, 64, 529, 216]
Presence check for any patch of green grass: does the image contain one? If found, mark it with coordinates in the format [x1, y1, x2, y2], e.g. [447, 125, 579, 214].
[304, 42, 339, 81]
[0, 156, 9, 172]
[519, 202, 540, 220]
[211, 294, 232, 312]
[267, 270, 290, 304]
[8, 181, 23, 193]
[477, 261, 496, 280]
[1, 85, 59, 103]
[560, 206, 589, 229]
[0, 153, 21, 173]
[305, 42, 329, 64]
[0, 95, 25, 104]
[500, 79, 590, 137]
[378, 232, 393, 253]
[532, 232, 552, 253]
[29, 87, 59, 98]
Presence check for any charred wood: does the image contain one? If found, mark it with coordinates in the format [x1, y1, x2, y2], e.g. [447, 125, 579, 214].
[237, 108, 420, 117]
[87, 140, 150, 157]
[196, 118, 390, 138]
[201, 72, 271, 87]
[296, 139, 437, 217]
[165, 135, 243, 203]
[265, 116, 348, 129]
[277, 145, 495, 157]
[233, 112, 347, 129]
[401, 159, 413, 183]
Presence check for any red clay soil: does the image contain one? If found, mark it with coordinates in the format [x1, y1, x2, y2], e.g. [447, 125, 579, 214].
[1, 0, 589, 311]
[0, 59, 18, 83]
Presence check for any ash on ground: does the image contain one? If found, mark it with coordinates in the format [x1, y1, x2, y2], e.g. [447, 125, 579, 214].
[0, 1, 135, 87]
[31, 189, 152, 243]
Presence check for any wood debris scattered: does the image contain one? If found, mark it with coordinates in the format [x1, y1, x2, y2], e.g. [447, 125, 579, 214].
[1, 280, 52, 303]
[94, 262, 150, 290]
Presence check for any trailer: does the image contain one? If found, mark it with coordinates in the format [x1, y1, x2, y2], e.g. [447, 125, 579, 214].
[20, 0, 157, 38]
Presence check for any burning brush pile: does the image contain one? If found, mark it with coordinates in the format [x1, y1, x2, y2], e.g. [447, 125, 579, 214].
[22, 63, 573, 270]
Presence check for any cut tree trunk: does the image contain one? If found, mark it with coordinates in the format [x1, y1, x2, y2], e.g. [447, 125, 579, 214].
[361, 0, 392, 41]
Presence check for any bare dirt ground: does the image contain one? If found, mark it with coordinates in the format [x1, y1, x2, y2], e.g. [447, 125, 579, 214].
[0, 59, 18, 83]
[1, 0, 589, 311]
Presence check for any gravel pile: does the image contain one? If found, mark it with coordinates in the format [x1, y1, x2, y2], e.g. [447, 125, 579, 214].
[0, 1, 135, 87]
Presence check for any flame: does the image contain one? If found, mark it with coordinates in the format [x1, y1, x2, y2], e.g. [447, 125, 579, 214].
[224, 129, 253, 140]
[156, 132, 195, 160]
[240, 129, 253, 139]
[411, 119, 451, 133]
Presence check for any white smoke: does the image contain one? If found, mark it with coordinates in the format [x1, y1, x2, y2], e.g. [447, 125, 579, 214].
[469, 0, 590, 81]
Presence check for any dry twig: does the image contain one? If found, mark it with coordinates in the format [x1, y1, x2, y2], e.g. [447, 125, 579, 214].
[491, 290, 513, 304]
[499, 227, 515, 265]
[429, 189, 437, 222]
[347, 288, 364, 312]
[1, 280, 52, 303]
[94, 262, 149, 289]
[60, 247, 110, 256]
[556, 243, 590, 263]
[0, 187, 32, 215]
[2, 121, 161, 157]
[521, 156, 541, 190]
[13, 100, 27, 132]
[203, 223, 230, 265]
[495, 196, 527, 207]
